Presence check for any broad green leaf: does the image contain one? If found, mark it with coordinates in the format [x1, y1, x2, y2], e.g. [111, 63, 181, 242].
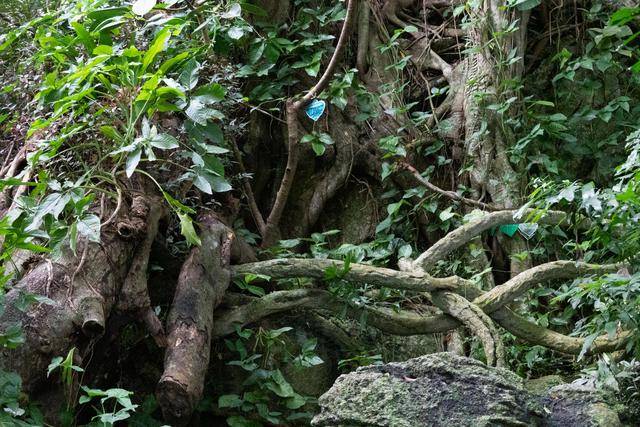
[71, 22, 96, 53]
[227, 27, 244, 40]
[87, 7, 129, 27]
[178, 213, 201, 246]
[439, 207, 455, 222]
[100, 126, 124, 143]
[398, 244, 412, 258]
[207, 175, 232, 192]
[126, 148, 142, 178]
[218, 394, 243, 408]
[149, 133, 179, 150]
[285, 393, 306, 410]
[186, 121, 224, 144]
[610, 7, 640, 25]
[193, 174, 212, 194]
[77, 214, 101, 242]
[311, 141, 325, 156]
[318, 133, 334, 145]
[221, 3, 242, 19]
[142, 27, 171, 73]
[578, 333, 598, 361]
[47, 357, 63, 377]
[193, 83, 226, 103]
[265, 370, 295, 398]
[159, 51, 190, 75]
[179, 59, 201, 90]
[186, 100, 224, 125]
[301, 134, 315, 144]
[28, 192, 71, 230]
[132, 0, 157, 16]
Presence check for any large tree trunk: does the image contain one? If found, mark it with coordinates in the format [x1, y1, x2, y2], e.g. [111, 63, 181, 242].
[0, 194, 152, 394]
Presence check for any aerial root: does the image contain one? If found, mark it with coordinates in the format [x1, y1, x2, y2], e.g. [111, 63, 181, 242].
[117, 194, 167, 346]
[431, 291, 504, 368]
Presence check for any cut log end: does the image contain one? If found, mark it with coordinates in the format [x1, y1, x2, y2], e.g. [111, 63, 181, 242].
[80, 298, 105, 337]
[156, 378, 194, 426]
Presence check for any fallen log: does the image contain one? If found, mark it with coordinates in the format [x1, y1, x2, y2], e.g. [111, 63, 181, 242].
[156, 213, 233, 425]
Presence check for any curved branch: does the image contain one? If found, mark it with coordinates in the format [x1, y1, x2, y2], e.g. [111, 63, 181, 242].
[231, 258, 466, 292]
[411, 209, 568, 272]
[475, 261, 623, 313]
[212, 289, 333, 338]
[492, 308, 632, 355]
[210, 288, 630, 357]
[117, 195, 167, 346]
[158, 215, 233, 424]
[399, 161, 499, 211]
[297, 0, 357, 108]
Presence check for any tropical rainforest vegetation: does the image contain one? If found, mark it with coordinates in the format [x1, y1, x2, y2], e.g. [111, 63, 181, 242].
[1, 0, 640, 425]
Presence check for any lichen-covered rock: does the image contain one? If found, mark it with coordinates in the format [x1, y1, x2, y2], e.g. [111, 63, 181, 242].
[312, 353, 622, 427]
[312, 353, 544, 426]
[543, 383, 622, 427]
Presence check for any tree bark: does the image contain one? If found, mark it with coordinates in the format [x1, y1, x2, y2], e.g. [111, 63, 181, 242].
[157, 214, 233, 425]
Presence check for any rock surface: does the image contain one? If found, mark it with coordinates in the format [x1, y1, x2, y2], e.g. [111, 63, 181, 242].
[312, 353, 622, 426]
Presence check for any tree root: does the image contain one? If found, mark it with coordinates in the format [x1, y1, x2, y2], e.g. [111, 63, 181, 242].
[209, 287, 629, 357]
[157, 213, 234, 425]
[431, 291, 504, 367]
[0, 196, 150, 395]
[228, 252, 631, 361]
[116, 194, 168, 346]
[475, 261, 622, 314]
[212, 289, 334, 338]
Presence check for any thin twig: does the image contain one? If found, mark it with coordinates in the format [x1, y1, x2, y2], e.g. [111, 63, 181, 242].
[400, 161, 499, 211]
[230, 139, 266, 235]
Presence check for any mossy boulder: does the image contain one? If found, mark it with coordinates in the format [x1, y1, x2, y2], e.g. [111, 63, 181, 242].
[312, 353, 622, 426]
[543, 383, 622, 427]
[526, 375, 566, 396]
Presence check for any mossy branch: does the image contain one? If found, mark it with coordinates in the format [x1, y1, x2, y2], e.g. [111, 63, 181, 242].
[232, 257, 467, 292]
[410, 209, 568, 272]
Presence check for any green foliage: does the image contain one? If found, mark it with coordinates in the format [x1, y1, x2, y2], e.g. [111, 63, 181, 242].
[517, 4, 640, 181]
[3, 0, 640, 420]
[234, 273, 270, 297]
[79, 387, 138, 426]
[0, 0, 240, 273]
[301, 132, 333, 156]
[47, 348, 84, 389]
[0, 369, 44, 426]
[583, 355, 640, 421]
[215, 326, 319, 426]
